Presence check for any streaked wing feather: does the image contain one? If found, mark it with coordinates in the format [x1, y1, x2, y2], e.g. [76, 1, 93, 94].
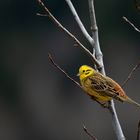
[89, 73, 123, 101]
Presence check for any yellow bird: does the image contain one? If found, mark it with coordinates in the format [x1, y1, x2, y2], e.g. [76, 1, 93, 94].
[77, 65, 140, 107]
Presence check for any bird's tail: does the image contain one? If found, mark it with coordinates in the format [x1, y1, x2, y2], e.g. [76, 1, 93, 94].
[125, 96, 140, 107]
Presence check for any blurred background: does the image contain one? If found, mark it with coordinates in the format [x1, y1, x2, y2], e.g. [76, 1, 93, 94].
[0, 0, 140, 140]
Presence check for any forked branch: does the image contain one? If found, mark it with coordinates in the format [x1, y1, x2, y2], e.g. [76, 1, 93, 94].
[37, 0, 101, 68]
[65, 0, 94, 46]
[88, 1, 125, 140]
[38, 1, 128, 140]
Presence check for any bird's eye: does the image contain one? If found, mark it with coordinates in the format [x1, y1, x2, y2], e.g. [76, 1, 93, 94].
[83, 70, 85, 72]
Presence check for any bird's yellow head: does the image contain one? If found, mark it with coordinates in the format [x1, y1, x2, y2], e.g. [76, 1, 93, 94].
[77, 65, 95, 81]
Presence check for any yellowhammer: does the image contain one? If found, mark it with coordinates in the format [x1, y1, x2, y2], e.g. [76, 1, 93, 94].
[77, 65, 140, 107]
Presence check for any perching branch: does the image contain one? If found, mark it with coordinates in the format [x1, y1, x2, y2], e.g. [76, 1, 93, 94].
[37, 0, 101, 68]
[88, 1, 125, 140]
[83, 125, 98, 140]
[123, 16, 140, 33]
[65, 0, 94, 46]
[122, 60, 140, 88]
[48, 52, 140, 140]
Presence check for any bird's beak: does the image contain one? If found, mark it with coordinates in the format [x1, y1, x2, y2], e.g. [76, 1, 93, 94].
[77, 73, 80, 76]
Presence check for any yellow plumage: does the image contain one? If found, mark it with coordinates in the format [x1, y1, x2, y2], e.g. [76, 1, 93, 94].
[77, 65, 140, 107]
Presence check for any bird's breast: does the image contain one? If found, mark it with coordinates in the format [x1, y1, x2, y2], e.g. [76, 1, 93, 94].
[81, 79, 112, 101]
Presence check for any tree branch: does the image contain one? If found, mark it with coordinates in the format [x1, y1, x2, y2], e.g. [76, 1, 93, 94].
[88, 0, 125, 140]
[88, 0, 103, 71]
[122, 60, 140, 88]
[123, 16, 140, 33]
[37, 0, 101, 68]
[38, 1, 126, 139]
[48, 53, 110, 109]
[83, 125, 97, 140]
[88, 0, 101, 59]
[65, 0, 94, 46]
[48, 53, 81, 88]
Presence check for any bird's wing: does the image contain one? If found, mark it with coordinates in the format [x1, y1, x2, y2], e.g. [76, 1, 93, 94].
[89, 73, 123, 101]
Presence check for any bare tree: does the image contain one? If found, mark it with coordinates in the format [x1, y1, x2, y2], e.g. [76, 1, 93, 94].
[37, 0, 128, 139]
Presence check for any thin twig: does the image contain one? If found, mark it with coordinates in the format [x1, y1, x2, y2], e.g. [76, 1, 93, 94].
[48, 53, 81, 88]
[123, 16, 140, 33]
[136, 120, 140, 140]
[83, 125, 98, 140]
[48, 53, 110, 109]
[122, 60, 140, 88]
[65, 0, 94, 46]
[39, 1, 125, 139]
[37, 0, 101, 68]
[36, 13, 47, 17]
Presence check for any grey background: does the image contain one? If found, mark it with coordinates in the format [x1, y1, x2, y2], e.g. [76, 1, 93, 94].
[0, 0, 140, 140]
